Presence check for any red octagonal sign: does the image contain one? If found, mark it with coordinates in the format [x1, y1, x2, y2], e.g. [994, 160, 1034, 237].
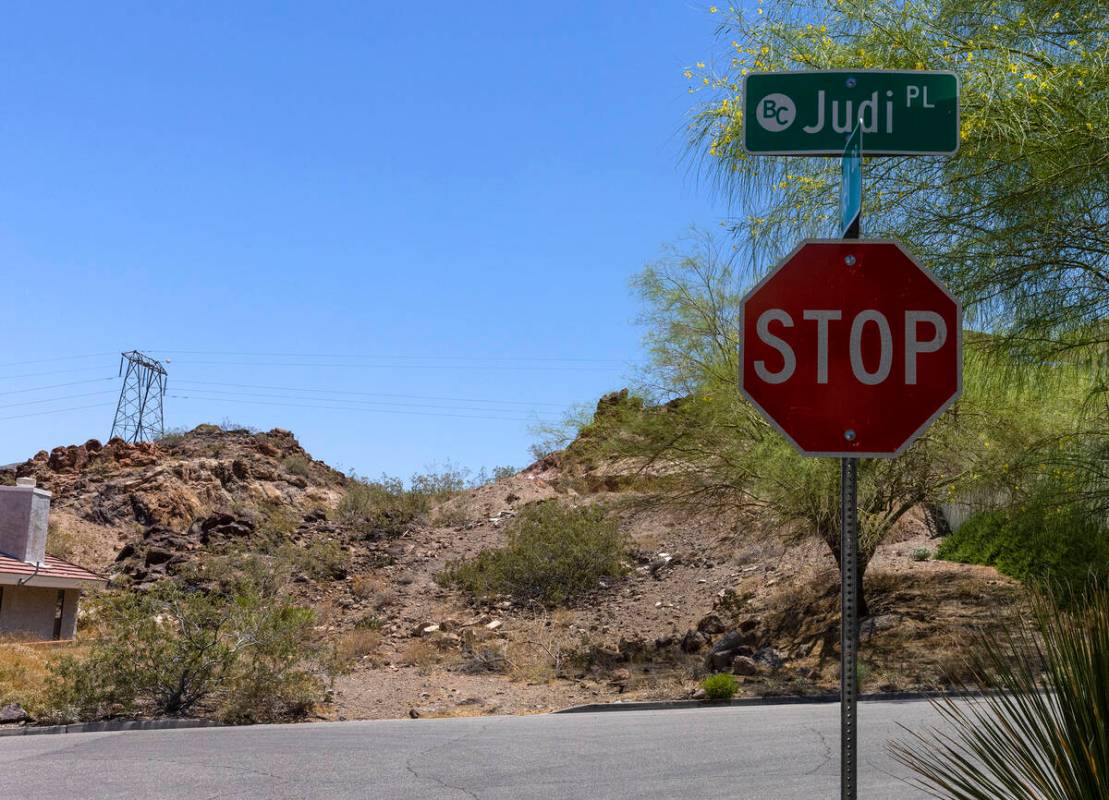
[740, 240, 961, 457]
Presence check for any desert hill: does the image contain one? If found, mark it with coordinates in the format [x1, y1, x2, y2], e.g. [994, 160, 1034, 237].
[1, 421, 1019, 720]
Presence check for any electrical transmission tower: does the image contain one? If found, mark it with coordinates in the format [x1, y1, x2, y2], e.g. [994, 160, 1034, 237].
[109, 351, 168, 443]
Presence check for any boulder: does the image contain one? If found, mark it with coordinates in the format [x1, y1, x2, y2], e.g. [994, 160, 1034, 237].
[753, 646, 784, 670]
[680, 629, 708, 653]
[696, 613, 726, 635]
[730, 656, 759, 676]
[0, 703, 28, 724]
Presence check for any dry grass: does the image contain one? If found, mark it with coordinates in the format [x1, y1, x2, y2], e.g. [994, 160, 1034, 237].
[332, 629, 382, 666]
[0, 637, 87, 716]
[45, 522, 79, 561]
[350, 574, 396, 610]
[398, 640, 441, 673]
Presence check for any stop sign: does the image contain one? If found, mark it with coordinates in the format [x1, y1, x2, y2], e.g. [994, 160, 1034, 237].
[740, 240, 961, 457]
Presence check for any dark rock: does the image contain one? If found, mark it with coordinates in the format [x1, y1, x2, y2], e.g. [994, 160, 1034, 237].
[145, 547, 174, 566]
[303, 509, 327, 523]
[697, 613, 726, 635]
[115, 543, 137, 562]
[706, 649, 736, 671]
[0, 703, 28, 723]
[680, 629, 708, 653]
[730, 655, 759, 676]
[753, 647, 784, 670]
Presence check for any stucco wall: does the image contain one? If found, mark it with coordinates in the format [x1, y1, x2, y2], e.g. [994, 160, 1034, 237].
[0, 585, 77, 640]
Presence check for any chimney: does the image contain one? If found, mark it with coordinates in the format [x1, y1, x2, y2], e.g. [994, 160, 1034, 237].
[0, 478, 51, 564]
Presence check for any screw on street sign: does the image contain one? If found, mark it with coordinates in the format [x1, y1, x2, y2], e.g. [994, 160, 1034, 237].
[840, 122, 861, 237]
[743, 70, 959, 155]
[740, 240, 962, 457]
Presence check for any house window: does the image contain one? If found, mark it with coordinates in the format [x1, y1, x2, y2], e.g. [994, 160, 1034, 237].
[52, 590, 65, 640]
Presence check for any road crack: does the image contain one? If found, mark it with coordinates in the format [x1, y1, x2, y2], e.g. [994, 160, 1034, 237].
[404, 720, 490, 800]
[805, 724, 834, 775]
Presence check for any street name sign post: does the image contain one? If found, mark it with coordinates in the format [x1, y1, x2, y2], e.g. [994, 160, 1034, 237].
[739, 68, 961, 800]
[840, 122, 862, 238]
[743, 70, 959, 156]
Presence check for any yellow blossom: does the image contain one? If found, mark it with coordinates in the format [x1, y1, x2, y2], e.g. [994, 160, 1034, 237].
[683, 70, 693, 79]
[696, 61, 705, 69]
[709, 5, 718, 12]
[1009, 63, 1017, 73]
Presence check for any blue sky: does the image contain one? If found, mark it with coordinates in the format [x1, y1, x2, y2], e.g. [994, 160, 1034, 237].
[0, 2, 727, 478]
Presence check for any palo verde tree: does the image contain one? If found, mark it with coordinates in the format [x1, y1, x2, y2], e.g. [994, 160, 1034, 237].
[671, 0, 1107, 572]
[583, 233, 1083, 618]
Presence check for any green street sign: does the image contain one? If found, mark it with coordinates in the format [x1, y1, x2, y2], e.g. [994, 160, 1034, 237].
[743, 70, 959, 156]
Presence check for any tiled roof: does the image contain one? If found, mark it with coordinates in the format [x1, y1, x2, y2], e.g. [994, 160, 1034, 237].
[0, 553, 106, 586]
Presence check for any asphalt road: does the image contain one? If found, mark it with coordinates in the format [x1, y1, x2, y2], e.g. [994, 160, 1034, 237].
[1, 700, 942, 799]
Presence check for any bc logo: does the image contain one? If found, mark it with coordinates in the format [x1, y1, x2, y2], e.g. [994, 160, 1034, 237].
[756, 93, 796, 132]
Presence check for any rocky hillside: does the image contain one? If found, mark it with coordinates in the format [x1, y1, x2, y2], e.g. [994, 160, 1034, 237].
[1, 425, 347, 577]
[1, 423, 1021, 721]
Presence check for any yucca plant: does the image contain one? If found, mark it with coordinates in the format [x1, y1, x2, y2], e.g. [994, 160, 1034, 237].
[891, 580, 1109, 799]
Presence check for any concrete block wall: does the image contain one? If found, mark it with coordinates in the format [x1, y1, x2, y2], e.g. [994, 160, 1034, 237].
[0, 586, 79, 640]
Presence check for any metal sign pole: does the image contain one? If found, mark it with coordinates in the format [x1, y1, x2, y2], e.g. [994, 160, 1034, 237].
[840, 119, 862, 800]
[840, 456, 859, 799]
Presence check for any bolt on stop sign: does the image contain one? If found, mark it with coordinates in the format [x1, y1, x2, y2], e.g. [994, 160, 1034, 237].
[740, 240, 961, 457]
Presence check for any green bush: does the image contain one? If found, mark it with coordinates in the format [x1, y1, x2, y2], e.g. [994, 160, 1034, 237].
[282, 454, 311, 478]
[701, 672, 739, 700]
[278, 539, 350, 581]
[937, 491, 1109, 591]
[40, 582, 325, 725]
[438, 502, 628, 607]
[910, 547, 932, 562]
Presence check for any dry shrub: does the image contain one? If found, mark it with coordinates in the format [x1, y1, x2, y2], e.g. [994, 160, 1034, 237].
[332, 629, 381, 668]
[0, 640, 51, 712]
[398, 640, 440, 673]
[350, 575, 396, 610]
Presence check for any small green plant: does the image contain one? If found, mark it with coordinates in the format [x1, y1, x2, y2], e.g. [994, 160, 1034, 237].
[278, 540, 350, 581]
[438, 502, 628, 607]
[910, 547, 932, 562]
[701, 672, 739, 700]
[282, 454, 311, 478]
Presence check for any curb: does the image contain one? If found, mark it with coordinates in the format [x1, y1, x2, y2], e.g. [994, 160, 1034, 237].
[555, 689, 984, 714]
[0, 718, 224, 737]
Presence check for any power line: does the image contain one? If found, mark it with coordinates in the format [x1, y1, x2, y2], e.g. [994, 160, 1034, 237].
[0, 352, 115, 369]
[0, 366, 119, 382]
[162, 359, 621, 372]
[0, 390, 117, 410]
[0, 402, 116, 422]
[146, 349, 625, 363]
[0, 377, 117, 397]
[169, 387, 561, 416]
[170, 394, 555, 423]
[174, 379, 569, 407]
